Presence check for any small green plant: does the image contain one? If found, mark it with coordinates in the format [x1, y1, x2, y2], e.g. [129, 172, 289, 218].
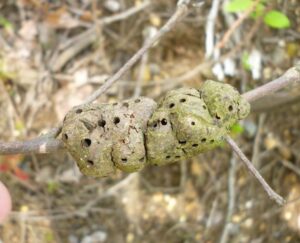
[225, 0, 291, 29]
[241, 51, 251, 71]
[0, 16, 14, 31]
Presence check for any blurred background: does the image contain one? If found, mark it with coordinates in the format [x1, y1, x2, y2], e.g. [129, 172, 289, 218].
[0, 0, 300, 242]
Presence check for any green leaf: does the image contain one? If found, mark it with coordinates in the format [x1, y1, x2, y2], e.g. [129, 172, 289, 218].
[230, 123, 244, 135]
[251, 3, 265, 18]
[225, 0, 253, 13]
[264, 10, 290, 29]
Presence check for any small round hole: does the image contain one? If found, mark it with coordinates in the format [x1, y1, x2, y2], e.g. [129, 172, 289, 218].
[121, 158, 127, 163]
[153, 122, 158, 128]
[134, 99, 141, 103]
[98, 119, 106, 127]
[169, 103, 175, 108]
[123, 102, 129, 108]
[82, 138, 92, 147]
[191, 121, 196, 126]
[180, 98, 186, 103]
[114, 117, 120, 124]
[201, 138, 207, 143]
[76, 109, 83, 114]
[175, 155, 180, 159]
[161, 119, 168, 125]
[210, 139, 215, 143]
[215, 114, 221, 120]
[87, 160, 94, 166]
[63, 133, 68, 140]
[228, 105, 233, 111]
[166, 155, 171, 159]
[192, 144, 198, 147]
[203, 105, 207, 110]
[179, 140, 186, 144]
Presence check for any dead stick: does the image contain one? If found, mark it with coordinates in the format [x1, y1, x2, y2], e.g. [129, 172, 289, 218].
[82, 3, 190, 104]
[215, 0, 260, 50]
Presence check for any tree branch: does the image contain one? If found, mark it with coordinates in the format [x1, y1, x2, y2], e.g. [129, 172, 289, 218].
[1, 65, 300, 155]
[242, 65, 300, 103]
[0, 138, 63, 155]
[225, 136, 285, 205]
[0, 128, 63, 155]
[0, 0, 299, 161]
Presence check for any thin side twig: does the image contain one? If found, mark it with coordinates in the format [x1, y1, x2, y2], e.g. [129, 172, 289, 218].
[82, 3, 190, 104]
[225, 136, 285, 205]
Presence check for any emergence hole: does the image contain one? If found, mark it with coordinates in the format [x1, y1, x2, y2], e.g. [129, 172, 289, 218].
[123, 102, 129, 108]
[153, 122, 158, 128]
[82, 138, 92, 147]
[76, 109, 83, 114]
[179, 140, 187, 144]
[161, 119, 168, 125]
[191, 121, 196, 126]
[228, 105, 233, 111]
[215, 114, 221, 120]
[169, 103, 175, 108]
[210, 139, 215, 143]
[87, 160, 94, 166]
[175, 155, 180, 159]
[121, 158, 128, 163]
[203, 105, 207, 110]
[201, 138, 207, 143]
[180, 98, 186, 103]
[114, 117, 120, 124]
[166, 155, 171, 159]
[134, 99, 141, 103]
[98, 119, 106, 127]
[192, 144, 198, 147]
[63, 133, 68, 140]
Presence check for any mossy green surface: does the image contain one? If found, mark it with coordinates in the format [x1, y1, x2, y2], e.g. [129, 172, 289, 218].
[146, 86, 228, 166]
[61, 80, 250, 177]
[201, 80, 250, 129]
